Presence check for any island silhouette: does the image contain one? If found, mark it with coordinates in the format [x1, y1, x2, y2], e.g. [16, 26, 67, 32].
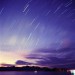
[0, 65, 71, 72]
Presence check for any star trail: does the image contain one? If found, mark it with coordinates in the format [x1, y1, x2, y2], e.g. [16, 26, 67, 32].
[0, 0, 75, 68]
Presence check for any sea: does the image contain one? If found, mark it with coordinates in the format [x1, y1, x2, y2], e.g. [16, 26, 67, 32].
[0, 71, 73, 75]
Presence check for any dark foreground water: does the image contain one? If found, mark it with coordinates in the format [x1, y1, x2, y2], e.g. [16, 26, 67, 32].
[0, 71, 72, 75]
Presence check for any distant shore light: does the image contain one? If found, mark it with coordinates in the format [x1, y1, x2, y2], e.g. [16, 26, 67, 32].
[70, 70, 75, 75]
[34, 71, 37, 73]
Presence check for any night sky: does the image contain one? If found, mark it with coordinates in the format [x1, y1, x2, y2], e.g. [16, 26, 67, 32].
[0, 0, 75, 68]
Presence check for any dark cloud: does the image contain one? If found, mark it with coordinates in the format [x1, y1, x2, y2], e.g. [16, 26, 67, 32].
[1, 63, 14, 67]
[15, 60, 32, 65]
[25, 43, 75, 68]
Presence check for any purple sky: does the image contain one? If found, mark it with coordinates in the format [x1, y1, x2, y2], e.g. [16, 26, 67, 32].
[0, 0, 75, 68]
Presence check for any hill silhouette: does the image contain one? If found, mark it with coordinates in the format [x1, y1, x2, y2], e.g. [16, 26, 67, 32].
[0, 66, 70, 72]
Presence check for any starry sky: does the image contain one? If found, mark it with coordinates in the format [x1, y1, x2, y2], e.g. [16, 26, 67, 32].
[0, 0, 75, 68]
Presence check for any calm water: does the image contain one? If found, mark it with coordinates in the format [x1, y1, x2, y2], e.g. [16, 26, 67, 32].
[0, 71, 72, 75]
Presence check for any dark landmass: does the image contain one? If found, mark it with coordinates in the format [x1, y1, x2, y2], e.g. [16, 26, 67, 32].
[0, 66, 70, 72]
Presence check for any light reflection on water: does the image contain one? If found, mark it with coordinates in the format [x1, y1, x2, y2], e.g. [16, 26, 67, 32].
[0, 71, 72, 75]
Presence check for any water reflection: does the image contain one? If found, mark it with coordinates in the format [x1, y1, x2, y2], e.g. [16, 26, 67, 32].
[0, 72, 72, 75]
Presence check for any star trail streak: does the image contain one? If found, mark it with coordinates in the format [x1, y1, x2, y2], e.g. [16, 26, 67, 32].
[0, 0, 75, 68]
